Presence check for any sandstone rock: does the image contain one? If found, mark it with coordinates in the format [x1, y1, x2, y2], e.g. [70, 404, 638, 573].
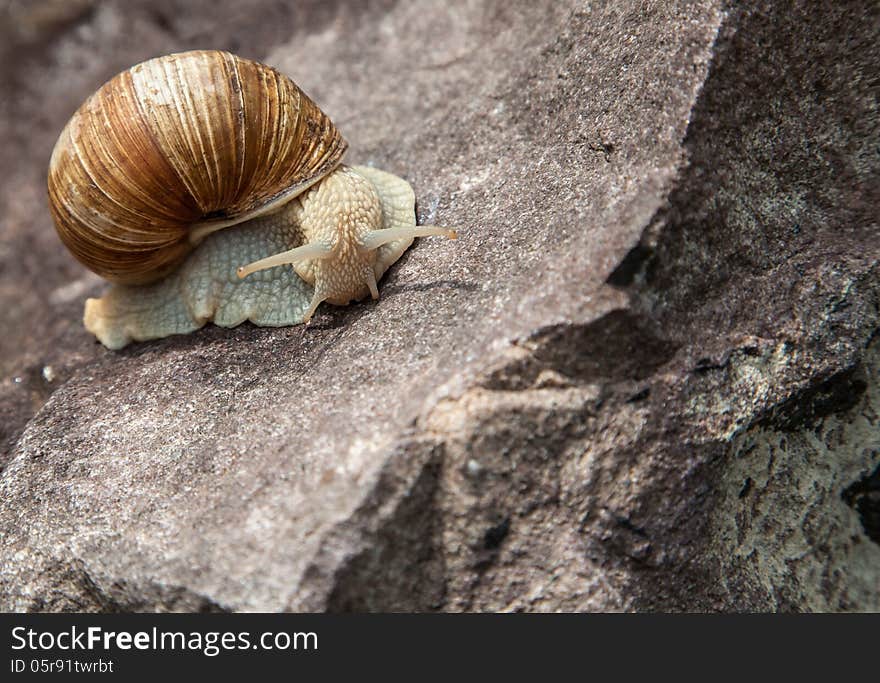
[0, 0, 877, 611]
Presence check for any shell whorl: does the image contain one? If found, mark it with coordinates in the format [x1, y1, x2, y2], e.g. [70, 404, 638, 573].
[48, 50, 347, 285]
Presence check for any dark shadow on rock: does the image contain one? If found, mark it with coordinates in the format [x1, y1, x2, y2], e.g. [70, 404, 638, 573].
[325, 452, 446, 612]
[843, 464, 880, 545]
[480, 308, 679, 391]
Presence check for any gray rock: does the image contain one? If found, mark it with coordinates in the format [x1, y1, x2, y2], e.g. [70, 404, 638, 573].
[0, 0, 877, 611]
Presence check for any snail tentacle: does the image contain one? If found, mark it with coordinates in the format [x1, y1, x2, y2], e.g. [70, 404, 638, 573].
[360, 225, 457, 252]
[236, 240, 334, 279]
[365, 269, 380, 300]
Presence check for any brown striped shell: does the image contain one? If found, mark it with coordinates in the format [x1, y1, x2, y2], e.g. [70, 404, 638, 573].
[47, 50, 347, 285]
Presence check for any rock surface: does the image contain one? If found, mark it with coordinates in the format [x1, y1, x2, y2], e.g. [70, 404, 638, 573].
[0, 0, 877, 611]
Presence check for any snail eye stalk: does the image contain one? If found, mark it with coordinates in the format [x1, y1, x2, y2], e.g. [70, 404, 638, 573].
[360, 225, 457, 251]
[236, 240, 334, 279]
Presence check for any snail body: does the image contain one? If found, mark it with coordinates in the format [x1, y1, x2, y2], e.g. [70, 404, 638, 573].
[48, 50, 455, 349]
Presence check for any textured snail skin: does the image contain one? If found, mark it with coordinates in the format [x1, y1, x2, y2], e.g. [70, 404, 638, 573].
[83, 166, 453, 349]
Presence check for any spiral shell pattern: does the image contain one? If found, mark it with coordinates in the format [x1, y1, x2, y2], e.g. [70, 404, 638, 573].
[48, 50, 347, 284]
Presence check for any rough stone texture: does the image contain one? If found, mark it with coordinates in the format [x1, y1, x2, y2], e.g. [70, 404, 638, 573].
[0, 0, 877, 612]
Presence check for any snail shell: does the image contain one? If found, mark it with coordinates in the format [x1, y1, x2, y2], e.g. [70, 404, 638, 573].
[47, 50, 347, 285]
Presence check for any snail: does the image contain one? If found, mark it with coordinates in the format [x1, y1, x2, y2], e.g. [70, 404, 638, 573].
[47, 50, 456, 349]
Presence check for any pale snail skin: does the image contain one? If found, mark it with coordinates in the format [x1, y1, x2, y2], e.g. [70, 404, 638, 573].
[47, 50, 456, 349]
[84, 165, 454, 349]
